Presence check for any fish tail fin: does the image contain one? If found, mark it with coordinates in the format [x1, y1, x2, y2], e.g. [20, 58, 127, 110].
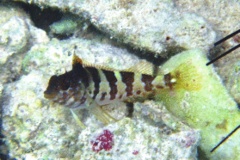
[170, 60, 203, 91]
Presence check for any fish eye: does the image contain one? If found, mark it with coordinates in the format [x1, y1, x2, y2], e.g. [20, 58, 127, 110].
[58, 76, 70, 90]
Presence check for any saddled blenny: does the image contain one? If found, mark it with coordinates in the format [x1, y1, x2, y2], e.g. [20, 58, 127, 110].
[44, 52, 201, 125]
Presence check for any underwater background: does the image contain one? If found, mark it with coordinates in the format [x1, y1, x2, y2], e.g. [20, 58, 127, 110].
[0, 0, 239, 159]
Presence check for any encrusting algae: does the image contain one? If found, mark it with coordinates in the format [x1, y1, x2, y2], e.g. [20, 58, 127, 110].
[44, 49, 240, 159]
[156, 49, 240, 160]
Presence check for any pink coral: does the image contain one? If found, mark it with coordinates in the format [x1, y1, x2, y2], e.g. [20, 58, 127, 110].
[91, 129, 114, 152]
[132, 150, 139, 155]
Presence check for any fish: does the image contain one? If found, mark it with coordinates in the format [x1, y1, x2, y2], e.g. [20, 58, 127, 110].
[44, 54, 201, 124]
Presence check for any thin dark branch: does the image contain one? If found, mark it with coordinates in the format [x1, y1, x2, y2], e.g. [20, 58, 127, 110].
[214, 29, 240, 46]
[206, 29, 240, 65]
[211, 125, 240, 153]
[206, 44, 240, 65]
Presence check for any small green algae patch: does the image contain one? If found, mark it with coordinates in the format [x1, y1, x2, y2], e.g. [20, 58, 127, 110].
[157, 49, 240, 160]
[49, 14, 83, 36]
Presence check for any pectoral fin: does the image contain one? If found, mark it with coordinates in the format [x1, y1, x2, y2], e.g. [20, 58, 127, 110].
[87, 96, 116, 125]
[70, 109, 86, 129]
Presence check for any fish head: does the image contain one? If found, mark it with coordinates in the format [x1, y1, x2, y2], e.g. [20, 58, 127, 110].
[44, 71, 87, 107]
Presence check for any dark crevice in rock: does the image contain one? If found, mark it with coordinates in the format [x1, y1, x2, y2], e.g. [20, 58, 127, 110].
[0, 93, 14, 160]
[0, 86, 18, 160]
[197, 146, 210, 160]
[52, 33, 74, 40]
[15, 1, 63, 33]
[126, 102, 134, 118]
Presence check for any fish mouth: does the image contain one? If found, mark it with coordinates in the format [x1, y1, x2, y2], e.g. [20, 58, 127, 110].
[44, 90, 57, 99]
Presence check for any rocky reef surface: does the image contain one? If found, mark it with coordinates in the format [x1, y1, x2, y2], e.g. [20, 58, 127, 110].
[0, 0, 240, 160]
[17, 0, 217, 57]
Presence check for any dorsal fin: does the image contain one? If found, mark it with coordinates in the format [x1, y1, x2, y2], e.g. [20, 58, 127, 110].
[72, 53, 83, 66]
[73, 54, 161, 76]
[126, 61, 161, 76]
